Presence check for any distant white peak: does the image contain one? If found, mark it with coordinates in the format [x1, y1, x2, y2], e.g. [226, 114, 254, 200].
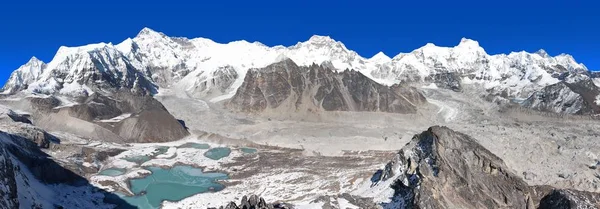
[252, 41, 268, 48]
[115, 38, 135, 54]
[307, 35, 336, 44]
[190, 37, 217, 47]
[369, 52, 391, 62]
[304, 35, 346, 48]
[456, 37, 480, 48]
[136, 27, 166, 39]
[53, 42, 113, 60]
[555, 53, 587, 70]
[423, 43, 437, 48]
[26, 56, 45, 65]
[556, 53, 575, 60]
[535, 49, 550, 58]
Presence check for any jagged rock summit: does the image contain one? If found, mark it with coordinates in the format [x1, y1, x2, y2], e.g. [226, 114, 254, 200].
[371, 126, 600, 209]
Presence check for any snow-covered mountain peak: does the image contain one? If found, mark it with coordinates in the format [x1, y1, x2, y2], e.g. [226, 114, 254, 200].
[535, 49, 550, 58]
[136, 27, 165, 39]
[457, 37, 480, 47]
[53, 43, 112, 61]
[115, 38, 135, 54]
[190, 37, 217, 47]
[554, 53, 587, 72]
[455, 38, 486, 56]
[307, 35, 336, 44]
[27, 56, 44, 64]
[17, 57, 46, 72]
[295, 35, 349, 51]
[423, 43, 437, 48]
[2, 57, 48, 94]
[369, 52, 391, 63]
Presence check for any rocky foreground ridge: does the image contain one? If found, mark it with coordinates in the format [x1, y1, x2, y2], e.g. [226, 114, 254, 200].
[372, 126, 600, 209]
[0, 106, 132, 208]
[213, 126, 600, 209]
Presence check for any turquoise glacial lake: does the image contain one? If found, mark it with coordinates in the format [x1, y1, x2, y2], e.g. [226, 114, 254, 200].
[204, 147, 231, 160]
[118, 165, 228, 208]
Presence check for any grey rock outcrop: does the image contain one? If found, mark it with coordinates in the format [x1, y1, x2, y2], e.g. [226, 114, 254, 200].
[209, 194, 290, 209]
[209, 195, 291, 209]
[373, 126, 600, 209]
[228, 59, 427, 114]
[424, 72, 462, 92]
[523, 79, 600, 115]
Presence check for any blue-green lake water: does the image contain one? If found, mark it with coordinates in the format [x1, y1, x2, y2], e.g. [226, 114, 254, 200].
[240, 147, 257, 154]
[178, 143, 210, 149]
[118, 166, 228, 208]
[98, 168, 126, 176]
[204, 147, 231, 160]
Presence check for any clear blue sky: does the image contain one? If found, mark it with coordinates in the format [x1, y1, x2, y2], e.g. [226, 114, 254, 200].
[1, 0, 598, 84]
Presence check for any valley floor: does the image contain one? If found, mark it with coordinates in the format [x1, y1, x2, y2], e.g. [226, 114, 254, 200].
[156, 85, 600, 196]
[1, 85, 598, 208]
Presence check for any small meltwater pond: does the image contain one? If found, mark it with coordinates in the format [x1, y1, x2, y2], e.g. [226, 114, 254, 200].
[117, 166, 228, 209]
[98, 168, 126, 176]
[203, 147, 232, 160]
[177, 142, 210, 149]
[240, 147, 257, 154]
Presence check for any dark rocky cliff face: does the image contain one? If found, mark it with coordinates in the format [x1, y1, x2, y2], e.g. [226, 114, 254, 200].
[373, 126, 600, 209]
[227, 59, 427, 114]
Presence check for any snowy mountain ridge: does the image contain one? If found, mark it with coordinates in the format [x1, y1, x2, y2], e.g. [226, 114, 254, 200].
[2, 27, 594, 105]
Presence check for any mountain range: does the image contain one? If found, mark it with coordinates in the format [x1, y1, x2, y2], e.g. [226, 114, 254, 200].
[3, 27, 599, 115]
[1, 28, 600, 209]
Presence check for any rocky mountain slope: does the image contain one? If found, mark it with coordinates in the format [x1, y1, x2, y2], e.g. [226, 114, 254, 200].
[3, 28, 598, 115]
[14, 91, 190, 143]
[369, 126, 600, 208]
[0, 106, 132, 208]
[227, 58, 426, 114]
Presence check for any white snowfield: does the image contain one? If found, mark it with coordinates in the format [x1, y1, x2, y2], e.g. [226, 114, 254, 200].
[2, 27, 592, 102]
